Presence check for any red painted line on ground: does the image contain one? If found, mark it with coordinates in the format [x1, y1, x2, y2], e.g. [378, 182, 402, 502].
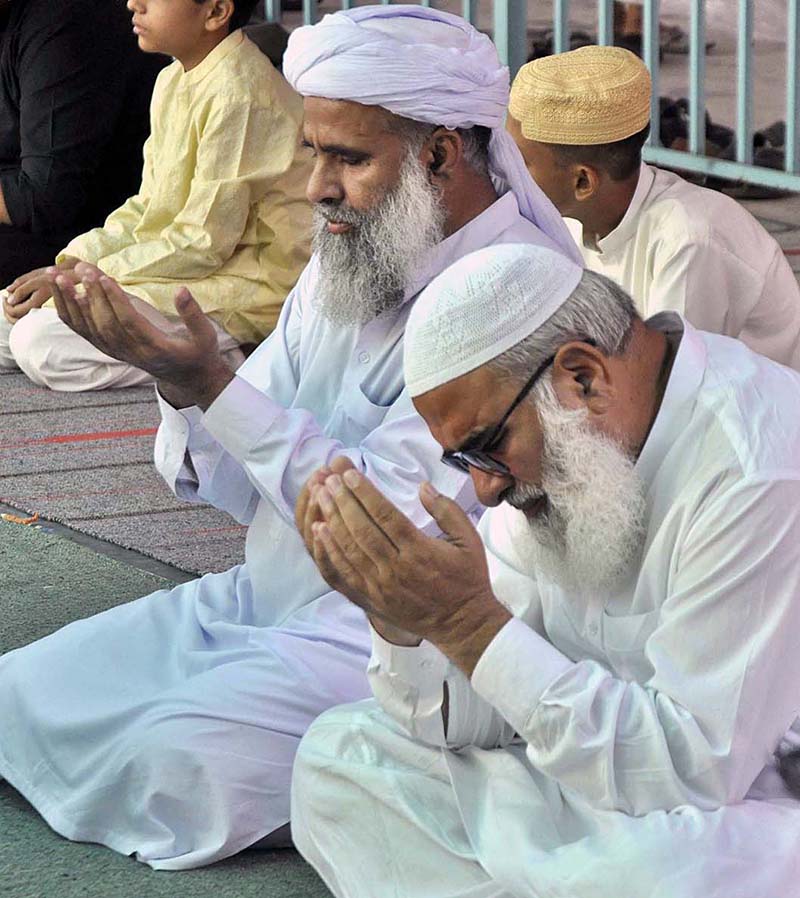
[0, 427, 158, 449]
[178, 525, 248, 535]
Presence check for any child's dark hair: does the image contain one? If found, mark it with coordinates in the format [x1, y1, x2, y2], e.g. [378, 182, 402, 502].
[194, 0, 259, 32]
[549, 123, 651, 182]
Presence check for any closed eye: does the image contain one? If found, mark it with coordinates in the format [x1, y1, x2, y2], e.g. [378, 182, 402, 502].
[483, 427, 508, 457]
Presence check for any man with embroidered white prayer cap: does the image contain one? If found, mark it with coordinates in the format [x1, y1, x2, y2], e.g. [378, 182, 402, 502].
[293, 242, 800, 898]
[508, 46, 800, 370]
[0, 5, 579, 871]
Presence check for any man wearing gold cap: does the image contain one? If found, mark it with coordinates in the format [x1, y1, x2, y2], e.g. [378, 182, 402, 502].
[507, 45, 800, 371]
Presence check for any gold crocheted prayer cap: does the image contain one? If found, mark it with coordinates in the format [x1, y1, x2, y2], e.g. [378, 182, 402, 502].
[509, 45, 651, 146]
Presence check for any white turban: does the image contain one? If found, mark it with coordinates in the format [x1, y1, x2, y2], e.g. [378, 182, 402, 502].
[404, 243, 583, 397]
[283, 5, 582, 266]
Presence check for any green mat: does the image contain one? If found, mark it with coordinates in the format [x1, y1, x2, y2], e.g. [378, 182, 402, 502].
[0, 521, 330, 898]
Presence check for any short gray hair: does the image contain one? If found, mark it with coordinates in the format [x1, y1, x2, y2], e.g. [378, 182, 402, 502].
[488, 269, 640, 386]
[386, 114, 491, 177]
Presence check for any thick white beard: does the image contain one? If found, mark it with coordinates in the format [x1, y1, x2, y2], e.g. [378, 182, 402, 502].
[506, 379, 647, 597]
[311, 151, 446, 328]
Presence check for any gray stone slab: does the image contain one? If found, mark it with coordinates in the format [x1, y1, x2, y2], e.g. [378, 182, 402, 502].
[70, 506, 247, 574]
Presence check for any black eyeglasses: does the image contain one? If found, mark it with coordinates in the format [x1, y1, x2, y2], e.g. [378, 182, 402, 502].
[442, 354, 556, 477]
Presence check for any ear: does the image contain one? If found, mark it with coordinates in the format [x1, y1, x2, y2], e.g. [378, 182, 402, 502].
[419, 128, 463, 181]
[205, 0, 234, 32]
[572, 163, 602, 203]
[551, 341, 614, 415]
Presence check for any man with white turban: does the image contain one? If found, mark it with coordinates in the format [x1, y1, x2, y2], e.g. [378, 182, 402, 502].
[0, 5, 577, 871]
[293, 242, 800, 898]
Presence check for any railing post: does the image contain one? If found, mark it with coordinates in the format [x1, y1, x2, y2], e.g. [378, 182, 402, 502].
[553, 0, 570, 54]
[494, 0, 528, 79]
[689, 0, 707, 155]
[643, 0, 661, 146]
[597, 0, 613, 46]
[264, 0, 281, 23]
[462, 0, 479, 25]
[736, 0, 754, 164]
[788, 0, 800, 172]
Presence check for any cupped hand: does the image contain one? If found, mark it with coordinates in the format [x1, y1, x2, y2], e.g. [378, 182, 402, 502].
[309, 464, 511, 673]
[5, 257, 80, 316]
[50, 263, 235, 408]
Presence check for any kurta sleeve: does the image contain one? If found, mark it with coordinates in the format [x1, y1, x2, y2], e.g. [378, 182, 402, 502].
[367, 509, 546, 750]
[153, 261, 305, 520]
[60, 133, 156, 264]
[200, 379, 476, 535]
[471, 476, 800, 815]
[646, 235, 763, 336]
[92, 94, 296, 289]
[0, 14, 135, 236]
[198, 275, 477, 534]
[645, 226, 800, 370]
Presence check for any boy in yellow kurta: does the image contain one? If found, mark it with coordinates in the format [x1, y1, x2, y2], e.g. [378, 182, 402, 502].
[0, 0, 312, 390]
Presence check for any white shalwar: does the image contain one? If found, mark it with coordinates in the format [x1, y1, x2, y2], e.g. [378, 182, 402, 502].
[0, 193, 560, 870]
[292, 314, 800, 898]
[567, 163, 800, 370]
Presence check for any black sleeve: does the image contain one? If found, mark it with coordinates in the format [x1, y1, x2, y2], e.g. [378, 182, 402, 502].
[0, 10, 136, 235]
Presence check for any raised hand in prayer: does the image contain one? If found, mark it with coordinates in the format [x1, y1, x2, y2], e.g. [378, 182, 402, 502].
[3, 257, 80, 323]
[305, 461, 512, 676]
[48, 262, 234, 409]
[297, 457, 411, 643]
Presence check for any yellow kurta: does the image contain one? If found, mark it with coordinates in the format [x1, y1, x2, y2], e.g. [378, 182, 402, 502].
[59, 31, 312, 344]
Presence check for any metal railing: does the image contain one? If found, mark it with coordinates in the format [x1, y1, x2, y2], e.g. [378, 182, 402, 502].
[259, 0, 800, 192]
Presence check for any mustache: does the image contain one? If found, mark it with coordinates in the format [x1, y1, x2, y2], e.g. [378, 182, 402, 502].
[313, 203, 368, 227]
[502, 481, 547, 513]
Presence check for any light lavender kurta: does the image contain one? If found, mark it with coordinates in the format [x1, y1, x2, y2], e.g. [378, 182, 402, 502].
[0, 192, 562, 870]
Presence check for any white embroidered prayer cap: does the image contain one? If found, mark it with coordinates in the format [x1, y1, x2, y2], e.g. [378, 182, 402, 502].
[404, 243, 583, 397]
[283, 4, 582, 265]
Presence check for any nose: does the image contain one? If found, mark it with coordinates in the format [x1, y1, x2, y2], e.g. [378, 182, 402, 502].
[469, 468, 513, 508]
[127, 0, 142, 13]
[306, 159, 345, 206]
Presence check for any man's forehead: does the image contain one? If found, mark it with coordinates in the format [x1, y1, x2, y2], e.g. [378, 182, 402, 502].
[302, 97, 396, 143]
[412, 366, 512, 449]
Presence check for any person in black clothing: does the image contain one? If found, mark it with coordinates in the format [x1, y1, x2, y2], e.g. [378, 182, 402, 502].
[0, 0, 165, 287]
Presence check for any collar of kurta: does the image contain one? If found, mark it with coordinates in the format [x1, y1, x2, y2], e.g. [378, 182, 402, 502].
[586, 162, 656, 257]
[634, 312, 706, 484]
[400, 191, 524, 305]
[182, 29, 245, 85]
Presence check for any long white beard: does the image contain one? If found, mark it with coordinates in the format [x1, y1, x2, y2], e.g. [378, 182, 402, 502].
[312, 151, 446, 328]
[507, 379, 647, 597]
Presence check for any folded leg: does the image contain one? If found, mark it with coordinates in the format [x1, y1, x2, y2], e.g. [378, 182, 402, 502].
[292, 701, 514, 898]
[0, 568, 372, 869]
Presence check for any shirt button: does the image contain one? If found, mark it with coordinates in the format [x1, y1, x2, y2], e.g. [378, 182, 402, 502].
[588, 623, 599, 637]
[358, 351, 371, 364]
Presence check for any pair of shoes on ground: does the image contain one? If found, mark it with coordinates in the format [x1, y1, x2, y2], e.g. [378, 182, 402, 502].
[659, 96, 790, 198]
[527, 24, 713, 62]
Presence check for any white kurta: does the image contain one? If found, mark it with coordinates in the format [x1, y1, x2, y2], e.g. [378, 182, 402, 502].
[568, 163, 800, 370]
[0, 192, 561, 870]
[292, 314, 800, 898]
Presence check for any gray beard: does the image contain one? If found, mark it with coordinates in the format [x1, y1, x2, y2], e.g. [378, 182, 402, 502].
[312, 152, 446, 328]
[506, 378, 647, 597]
